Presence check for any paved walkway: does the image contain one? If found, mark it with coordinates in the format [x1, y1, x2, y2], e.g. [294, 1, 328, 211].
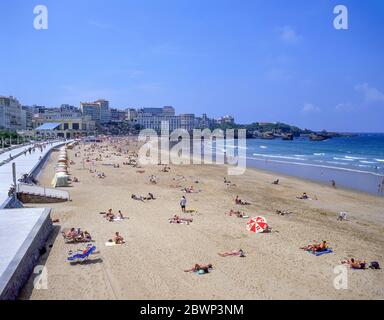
[0, 141, 66, 207]
[0, 144, 34, 163]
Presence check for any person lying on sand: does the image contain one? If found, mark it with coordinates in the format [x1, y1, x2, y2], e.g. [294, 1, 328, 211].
[301, 240, 328, 253]
[341, 258, 367, 269]
[72, 177, 79, 182]
[272, 179, 279, 185]
[235, 196, 251, 205]
[225, 209, 247, 218]
[63, 228, 91, 242]
[113, 232, 125, 244]
[169, 215, 193, 224]
[131, 194, 145, 202]
[224, 177, 236, 186]
[275, 209, 292, 216]
[297, 192, 309, 200]
[182, 186, 201, 193]
[184, 264, 213, 273]
[218, 249, 245, 257]
[64, 228, 79, 239]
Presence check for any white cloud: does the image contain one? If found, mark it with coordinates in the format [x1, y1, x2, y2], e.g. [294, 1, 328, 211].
[335, 102, 354, 112]
[278, 26, 302, 44]
[355, 83, 384, 103]
[302, 103, 321, 114]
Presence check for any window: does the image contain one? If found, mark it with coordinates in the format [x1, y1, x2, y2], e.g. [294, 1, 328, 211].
[72, 123, 79, 130]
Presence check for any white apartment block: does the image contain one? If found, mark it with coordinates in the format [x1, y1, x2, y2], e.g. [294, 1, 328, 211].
[0, 96, 23, 131]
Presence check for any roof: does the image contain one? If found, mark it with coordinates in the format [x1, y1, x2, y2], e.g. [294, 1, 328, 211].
[35, 122, 61, 130]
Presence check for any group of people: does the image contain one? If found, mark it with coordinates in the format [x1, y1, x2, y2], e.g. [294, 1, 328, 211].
[105, 209, 125, 221]
[62, 228, 92, 243]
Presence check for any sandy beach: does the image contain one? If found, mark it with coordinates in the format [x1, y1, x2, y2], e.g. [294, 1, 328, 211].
[19, 138, 384, 300]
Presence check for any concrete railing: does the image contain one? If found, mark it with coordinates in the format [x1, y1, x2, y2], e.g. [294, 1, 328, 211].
[17, 183, 70, 200]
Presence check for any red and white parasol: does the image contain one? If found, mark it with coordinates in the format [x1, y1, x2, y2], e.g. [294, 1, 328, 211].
[246, 216, 268, 233]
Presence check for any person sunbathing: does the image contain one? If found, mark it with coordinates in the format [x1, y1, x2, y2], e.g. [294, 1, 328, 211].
[72, 177, 79, 182]
[218, 249, 245, 257]
[225, 209, 246, 218]
[341, 258, 367, 269]
[105, 209, 115, 221]
[169, 215, 193, 224]
[272, 179, 279, 185]
[114, 232, 125, 244]
[131, 194, 145, 202]
[65, 228, 79, 239]
[79, 230, 92, 241]
[275, 209, 292, 216]
[184, 263, 213, 273]
[235, 196, 251, 205]
[297, 192, 309, 199]
[301, 241, 328, 253]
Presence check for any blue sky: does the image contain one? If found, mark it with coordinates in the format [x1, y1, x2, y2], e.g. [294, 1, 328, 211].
[1, 0, 384, 132]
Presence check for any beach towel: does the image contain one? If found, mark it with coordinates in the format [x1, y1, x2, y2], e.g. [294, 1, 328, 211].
[308, 248, 333, 256]
[105, 242, 124, 246]
[112, 217, 126, 222]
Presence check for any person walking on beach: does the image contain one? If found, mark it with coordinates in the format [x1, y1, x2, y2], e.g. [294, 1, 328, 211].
[180, 196, 187, 213]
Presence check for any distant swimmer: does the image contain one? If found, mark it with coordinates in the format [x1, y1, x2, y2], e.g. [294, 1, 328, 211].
[331, 180, 336, 188]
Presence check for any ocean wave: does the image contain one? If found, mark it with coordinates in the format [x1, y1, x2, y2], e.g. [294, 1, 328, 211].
[345, 156, 366, 160]
[375, 159, 384, 162]
[333, 157, 354, 161]
[252, 153, 307, 161]
[313, 153, 325, 156]
[259, 146, 267, 149]
[359, 161, 376, 164]
[246, 156, 383, 176]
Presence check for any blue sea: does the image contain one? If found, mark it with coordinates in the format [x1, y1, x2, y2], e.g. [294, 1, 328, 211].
[215, 133, 384, 196]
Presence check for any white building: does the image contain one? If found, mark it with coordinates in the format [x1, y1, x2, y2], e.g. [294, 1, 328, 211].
[80, 99, 111, 124]
[0, 96, 23, 131]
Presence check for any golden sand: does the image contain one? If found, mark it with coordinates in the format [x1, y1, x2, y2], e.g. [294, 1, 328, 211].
[19, 138, 384, 300]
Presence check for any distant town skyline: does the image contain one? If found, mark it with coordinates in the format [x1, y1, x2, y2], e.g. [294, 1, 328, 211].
[1, 0, 384, 132]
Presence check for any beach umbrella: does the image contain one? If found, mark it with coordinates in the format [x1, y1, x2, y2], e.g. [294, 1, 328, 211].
[246, 216, 268, 233]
